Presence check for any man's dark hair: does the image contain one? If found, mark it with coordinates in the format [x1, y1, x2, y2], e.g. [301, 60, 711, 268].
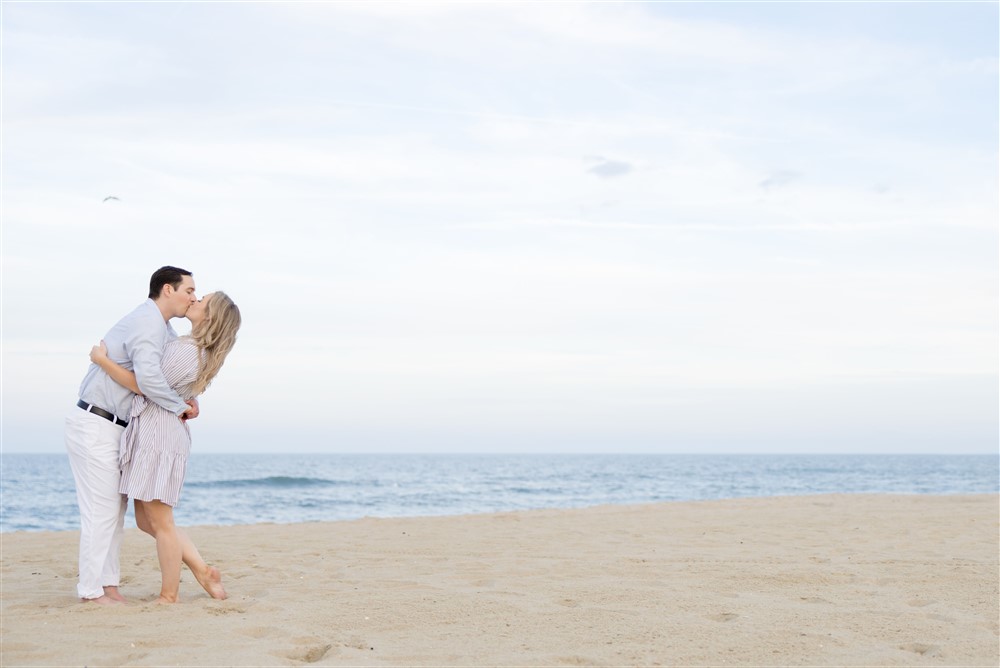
[149, 266, 193, 299]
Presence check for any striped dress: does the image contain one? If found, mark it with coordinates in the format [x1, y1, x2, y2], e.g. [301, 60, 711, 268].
[118, 337, 202, 507]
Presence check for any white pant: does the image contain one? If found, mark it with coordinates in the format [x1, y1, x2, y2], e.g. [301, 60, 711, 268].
[64, 406, 127, 599]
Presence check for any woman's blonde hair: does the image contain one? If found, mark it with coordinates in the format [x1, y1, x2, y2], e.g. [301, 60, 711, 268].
[189, 291, 241, 396]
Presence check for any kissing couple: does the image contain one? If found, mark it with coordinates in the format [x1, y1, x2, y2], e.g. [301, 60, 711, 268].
[65, 266, 241, 604]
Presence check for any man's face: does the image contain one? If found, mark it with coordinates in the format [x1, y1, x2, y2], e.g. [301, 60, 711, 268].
[165, 275, 197, 318]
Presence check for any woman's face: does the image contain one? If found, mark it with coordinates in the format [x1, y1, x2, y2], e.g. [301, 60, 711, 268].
[186, 293, 214, 326]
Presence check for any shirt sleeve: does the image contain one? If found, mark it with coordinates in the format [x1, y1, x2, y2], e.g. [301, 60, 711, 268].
[124, 310, 190, 416]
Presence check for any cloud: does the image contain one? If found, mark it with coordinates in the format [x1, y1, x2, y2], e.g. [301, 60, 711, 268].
[586, 157, 633, 179]
[758, 169, 801, 190]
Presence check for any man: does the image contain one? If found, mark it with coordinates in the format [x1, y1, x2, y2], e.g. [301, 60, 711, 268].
[65, 266, 199, 605]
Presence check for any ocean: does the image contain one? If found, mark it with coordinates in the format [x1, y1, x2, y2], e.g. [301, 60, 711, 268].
[2, 453, 997, 533]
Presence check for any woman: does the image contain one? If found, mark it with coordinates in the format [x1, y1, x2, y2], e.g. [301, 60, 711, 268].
[90, 291, 241, 604]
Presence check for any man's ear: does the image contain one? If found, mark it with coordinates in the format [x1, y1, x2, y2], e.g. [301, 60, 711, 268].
[162, 283, 175, 298]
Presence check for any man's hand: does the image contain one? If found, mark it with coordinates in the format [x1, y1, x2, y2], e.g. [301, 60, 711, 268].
[181, 398, 200, 421]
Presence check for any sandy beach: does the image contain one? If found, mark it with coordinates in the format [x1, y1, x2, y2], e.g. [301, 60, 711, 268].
[1, 494, 996, 666]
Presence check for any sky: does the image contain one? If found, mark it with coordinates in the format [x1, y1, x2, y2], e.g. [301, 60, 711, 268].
[1, 1, 997, 454]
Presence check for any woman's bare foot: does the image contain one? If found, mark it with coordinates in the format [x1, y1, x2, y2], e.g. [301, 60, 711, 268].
[81, 595, 122, 606]
[155, 595, 179, 605]
[103, 586, 127, 603]
[194, 566, 227, 600]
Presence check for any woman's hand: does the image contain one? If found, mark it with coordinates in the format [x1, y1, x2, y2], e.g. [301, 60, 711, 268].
[89, 341, 142, 395]
[89, 340, 109, 364]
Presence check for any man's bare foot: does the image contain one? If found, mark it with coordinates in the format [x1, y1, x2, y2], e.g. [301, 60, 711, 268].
[81, 595, 122, 606]
[194, 566, 227, 600]
[103, 586, 127, 603]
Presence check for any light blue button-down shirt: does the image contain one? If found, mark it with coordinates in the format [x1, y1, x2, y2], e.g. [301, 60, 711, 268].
[78, 299, 189, 419]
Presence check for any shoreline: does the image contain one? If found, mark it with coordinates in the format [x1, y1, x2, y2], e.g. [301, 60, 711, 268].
[5, 488, 999, 536]
[5, 452, 997, 533]
[2, 494, 997, 666]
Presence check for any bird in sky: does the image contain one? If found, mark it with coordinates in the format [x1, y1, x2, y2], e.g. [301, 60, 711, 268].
[102, 196, 120, 203]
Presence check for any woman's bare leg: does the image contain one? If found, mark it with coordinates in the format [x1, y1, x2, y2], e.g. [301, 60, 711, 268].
[134, 500, 154, 536]
[141, 500, 182, 603]
[176, 529, 227, 599]
[134, 500, 226, 599]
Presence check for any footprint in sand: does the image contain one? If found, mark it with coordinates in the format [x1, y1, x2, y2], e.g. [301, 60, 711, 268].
[906, 598, 934, 607]
[709, 612, 739, 622]
[555, 655, 600, 666]
[901, 643, 941, 657]
[343, 636, 371, 651]
[206, 604, 250, 616]
[800, 596, 833, 605]
[239, 626, 275, 639]
[296, 644, 334, 663]
[470, 578, 496, 588]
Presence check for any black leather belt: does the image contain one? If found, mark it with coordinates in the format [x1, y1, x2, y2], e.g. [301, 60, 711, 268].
[76, 400, 128, 427]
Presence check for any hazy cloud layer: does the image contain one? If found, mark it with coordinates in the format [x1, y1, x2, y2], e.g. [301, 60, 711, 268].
[2, 2, 997, 453]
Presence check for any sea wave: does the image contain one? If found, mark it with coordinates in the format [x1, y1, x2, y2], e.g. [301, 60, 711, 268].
[3, 453, 997, 532]
[186, 476, 342, 489]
